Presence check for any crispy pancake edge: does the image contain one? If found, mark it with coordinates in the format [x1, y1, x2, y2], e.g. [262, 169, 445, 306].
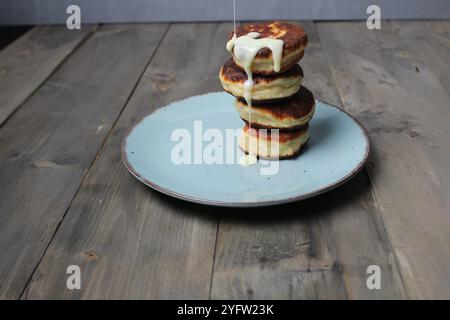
[243, 123, 309, 142]
[236, 86, 315, 119]
[220, 58, 303, 84]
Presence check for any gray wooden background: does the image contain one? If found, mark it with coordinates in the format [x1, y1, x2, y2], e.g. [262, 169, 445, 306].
[1, 20, 450, 299]
[1, 0, 450, 25]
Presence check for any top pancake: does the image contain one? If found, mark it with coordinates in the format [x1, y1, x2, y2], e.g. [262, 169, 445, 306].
[228, 21, 308, 74]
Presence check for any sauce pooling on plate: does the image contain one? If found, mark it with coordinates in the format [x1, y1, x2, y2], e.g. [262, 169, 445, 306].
[226, 32, 284, 166]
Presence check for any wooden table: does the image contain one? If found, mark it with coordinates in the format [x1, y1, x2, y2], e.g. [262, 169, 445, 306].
[0, 21, 449, 299]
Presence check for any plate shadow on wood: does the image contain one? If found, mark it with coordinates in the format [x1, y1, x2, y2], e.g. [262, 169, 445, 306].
[139, 168, 373, 224]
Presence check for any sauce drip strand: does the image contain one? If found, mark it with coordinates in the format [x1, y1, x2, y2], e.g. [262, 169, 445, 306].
[226, 32, 284, 166]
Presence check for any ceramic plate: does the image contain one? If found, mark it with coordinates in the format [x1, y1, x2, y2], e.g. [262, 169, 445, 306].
[122, 92, 369, 207]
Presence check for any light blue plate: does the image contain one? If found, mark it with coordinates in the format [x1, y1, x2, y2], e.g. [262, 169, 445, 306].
[122, 92, 369, 207]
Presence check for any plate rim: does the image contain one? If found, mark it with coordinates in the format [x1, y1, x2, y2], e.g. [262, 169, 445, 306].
[121, 92, 370, 207]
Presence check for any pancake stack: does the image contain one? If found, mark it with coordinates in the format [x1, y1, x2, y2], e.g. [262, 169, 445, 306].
[219, 21, 315, 159]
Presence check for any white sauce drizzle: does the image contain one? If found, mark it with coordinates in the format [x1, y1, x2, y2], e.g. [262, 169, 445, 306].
[226, 30, 284, 166]
[240, 152, 257, 166]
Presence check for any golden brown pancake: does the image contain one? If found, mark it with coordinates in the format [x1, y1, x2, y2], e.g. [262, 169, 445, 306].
[235, 86, 315, 130]
[239, 124, 309, 159]
[228, 21, 308, 75]
[219, 58, 303, 102]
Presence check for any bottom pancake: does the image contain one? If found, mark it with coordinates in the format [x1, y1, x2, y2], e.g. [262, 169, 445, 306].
[239, 124, 310, 159]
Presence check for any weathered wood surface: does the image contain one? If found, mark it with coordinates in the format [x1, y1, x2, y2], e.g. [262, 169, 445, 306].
[209, 22, 406, 300]
[0, 21, 449, 299]
[23, 23, 231, 299]
[316, 21, 450, 299]
[390, 21, 450, 99]
[0, 24, 168, 299]
[0, 26, 96, 125]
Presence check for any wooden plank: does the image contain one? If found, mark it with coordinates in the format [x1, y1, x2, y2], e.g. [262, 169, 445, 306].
[0, 26, 96, 125]
[316, 21, 450, 298]
[23, 23, 231, 299]
[209, 22, 406, 299]
[389, 21, 450, 98]
[0, 24, 168, 299]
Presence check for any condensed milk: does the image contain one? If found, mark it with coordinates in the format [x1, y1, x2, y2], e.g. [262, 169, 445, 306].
[226, 32, 284, 166]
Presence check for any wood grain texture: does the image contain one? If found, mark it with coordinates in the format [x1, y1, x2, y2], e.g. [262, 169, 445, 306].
[0, 24, 168, 299]
[5, 21, 448, 300]
[389, 21, 450, 98]
[209, 22, 406, 299]
[23, 23, 233, 299]
[317, 21, 450, 298]
[0, 26, 96, 125]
